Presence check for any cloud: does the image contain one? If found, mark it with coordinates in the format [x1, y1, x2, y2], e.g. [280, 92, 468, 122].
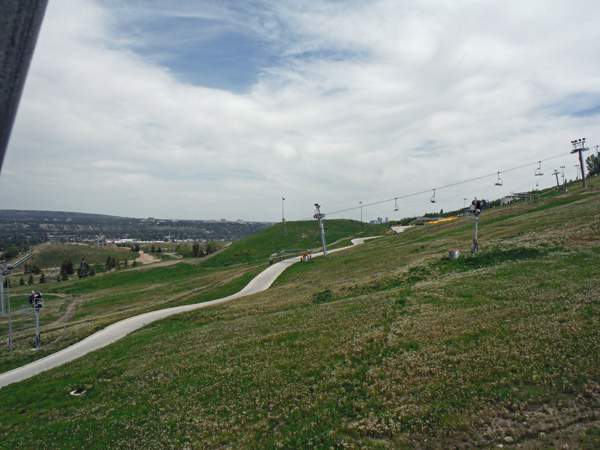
[2, 0, 599, 222]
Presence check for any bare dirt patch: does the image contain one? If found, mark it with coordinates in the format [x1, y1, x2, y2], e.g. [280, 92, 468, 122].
[135, 251, 161, 265]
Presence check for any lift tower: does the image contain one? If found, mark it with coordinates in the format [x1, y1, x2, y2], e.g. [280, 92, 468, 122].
[571, 138, 589, 188]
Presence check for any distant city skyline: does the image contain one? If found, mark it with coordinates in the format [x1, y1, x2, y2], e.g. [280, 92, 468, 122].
[1, 0, 599, 222]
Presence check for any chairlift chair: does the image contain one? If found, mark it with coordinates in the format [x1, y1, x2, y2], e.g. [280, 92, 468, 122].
[494, 172, 503, 186]
[430, 189, 436, 203]
[534, 161, 544, 177]
[394, 198, 399, 211]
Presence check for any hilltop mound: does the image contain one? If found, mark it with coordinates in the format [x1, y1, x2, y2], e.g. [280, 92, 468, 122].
[201, 219, 388, 267]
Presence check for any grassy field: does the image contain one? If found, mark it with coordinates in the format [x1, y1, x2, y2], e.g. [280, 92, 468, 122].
[0, 178, 599, 449]
[0, 260, 266, 373]
[202, 219, 388, 267]
[18, 243, 140, 270]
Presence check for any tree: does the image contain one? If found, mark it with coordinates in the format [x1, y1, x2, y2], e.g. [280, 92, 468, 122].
[39, 272, 46, 284]
[28, 274, 34, 285]
[3, 245, 19, 260]
[156, 247, 162, 253]
[19, 276, 25, 286]
[586, 154, 600, 176]
[62, 271, 69, 281]
[151, 245, 156, 253]
[192, 242, 200, 257]
[62, 259, 74, 275]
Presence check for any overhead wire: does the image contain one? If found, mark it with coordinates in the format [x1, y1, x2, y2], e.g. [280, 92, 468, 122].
[300, 147, 594, 221]
[312, 151, 572, 218]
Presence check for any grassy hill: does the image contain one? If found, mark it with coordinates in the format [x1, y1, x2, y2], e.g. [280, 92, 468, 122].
[25, 243, 139, 270]
[201, 219, 388, 267]
[0, 177, 599, 449]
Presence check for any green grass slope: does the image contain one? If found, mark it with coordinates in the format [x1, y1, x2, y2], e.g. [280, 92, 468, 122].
[202, 219, 388, 267]
[1, 178, 600, 449]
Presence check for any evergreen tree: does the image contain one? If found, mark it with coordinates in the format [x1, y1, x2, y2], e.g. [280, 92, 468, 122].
[192, 242, 200, 257]
[62, 271, 69, 281]
[65, 259, 74, 275]
[39, 272, 46, 284]
[28, 274, 34, 285]
[19, 276, 25, 286]
[156, 247, 162, 253]
[151, 245, 156, 253]
[586, 154, 600, 176]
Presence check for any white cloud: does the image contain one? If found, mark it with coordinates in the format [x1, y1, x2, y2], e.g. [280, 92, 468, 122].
[2, 0, 599, 222]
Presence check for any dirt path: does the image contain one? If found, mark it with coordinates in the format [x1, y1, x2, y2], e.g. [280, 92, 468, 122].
[55, 298, 78, 324]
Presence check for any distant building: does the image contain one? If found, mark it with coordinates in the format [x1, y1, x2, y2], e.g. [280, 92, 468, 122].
[148, 217, 155, 223]
[220, 218, 226, 223]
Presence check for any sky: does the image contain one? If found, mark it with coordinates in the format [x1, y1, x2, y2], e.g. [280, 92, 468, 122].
[1, 0, 599, 223]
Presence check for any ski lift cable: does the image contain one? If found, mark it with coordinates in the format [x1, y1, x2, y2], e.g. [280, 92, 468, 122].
[321, 151, 572, 217]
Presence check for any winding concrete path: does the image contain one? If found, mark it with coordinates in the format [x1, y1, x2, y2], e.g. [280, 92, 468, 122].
[0, 237, 377, 389]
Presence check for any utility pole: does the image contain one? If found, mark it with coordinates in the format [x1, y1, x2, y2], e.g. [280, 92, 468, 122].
[282, 197, 287, 237]
[314, 204, 327, 257]
[553, 170, 560, 188]
[1, 253, 34, 350]
[571, 138, 589, 187]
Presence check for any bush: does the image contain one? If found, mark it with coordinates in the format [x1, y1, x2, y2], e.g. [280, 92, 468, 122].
[313, 289, 333, 304]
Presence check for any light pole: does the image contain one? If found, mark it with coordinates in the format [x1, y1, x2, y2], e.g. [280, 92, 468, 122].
[282, 197, 287, 237]
[463, 198, 467, 210]
[359, 201, 362, 222]
[314, 204, 327, 257]
[575, 165, 580, 181]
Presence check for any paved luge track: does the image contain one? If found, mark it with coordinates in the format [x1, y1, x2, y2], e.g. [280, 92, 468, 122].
[0, 237, 377, 389]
